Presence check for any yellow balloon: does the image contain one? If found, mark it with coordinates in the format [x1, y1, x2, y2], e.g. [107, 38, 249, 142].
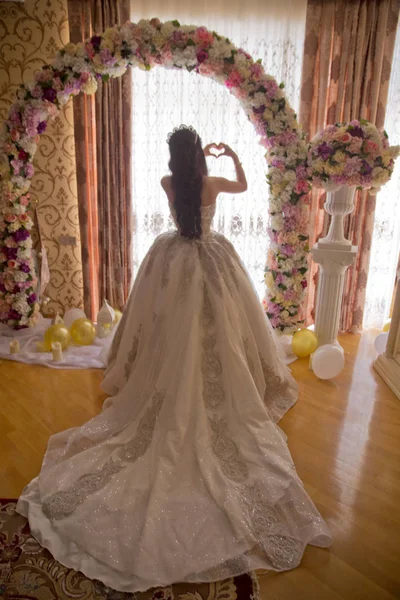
[383, 320, 391, 332]
[44, 324, 71, 351]
[113, 309, 122, 324]
[70, 318, 96, 346]
[292, 329, 318, 358]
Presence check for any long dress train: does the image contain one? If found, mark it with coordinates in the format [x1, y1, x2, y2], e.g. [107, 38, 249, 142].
[17, 203, 332, 593]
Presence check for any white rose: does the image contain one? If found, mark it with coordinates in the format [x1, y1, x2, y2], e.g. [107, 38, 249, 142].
[209, 39, 233, 61]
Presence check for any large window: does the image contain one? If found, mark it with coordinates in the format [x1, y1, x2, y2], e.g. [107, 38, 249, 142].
[130, 0, 307, 298]
[364, 28, 400, 330]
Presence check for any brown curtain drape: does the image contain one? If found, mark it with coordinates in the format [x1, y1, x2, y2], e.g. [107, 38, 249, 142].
[299, 0, 399, 331]
[68, 0, 132, 319]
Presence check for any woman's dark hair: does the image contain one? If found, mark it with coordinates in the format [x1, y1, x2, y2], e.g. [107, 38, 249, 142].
[168, 125, 208, 239]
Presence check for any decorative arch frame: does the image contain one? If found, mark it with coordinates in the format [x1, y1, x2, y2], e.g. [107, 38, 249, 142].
[0, 18, 310, 332]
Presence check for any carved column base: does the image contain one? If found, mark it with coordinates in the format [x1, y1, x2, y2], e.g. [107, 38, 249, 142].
[312, 245, 358, 348]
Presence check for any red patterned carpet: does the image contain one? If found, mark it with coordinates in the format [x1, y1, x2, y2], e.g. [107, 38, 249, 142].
[0, 499, 259, 600]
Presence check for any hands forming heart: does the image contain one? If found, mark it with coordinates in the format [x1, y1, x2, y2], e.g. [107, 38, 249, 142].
[203, 143, 234, 159]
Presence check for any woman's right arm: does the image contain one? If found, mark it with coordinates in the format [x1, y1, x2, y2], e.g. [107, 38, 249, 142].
[212, 144, 247, 194]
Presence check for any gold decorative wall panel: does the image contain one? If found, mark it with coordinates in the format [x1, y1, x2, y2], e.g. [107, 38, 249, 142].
[0, 0, 84, 317]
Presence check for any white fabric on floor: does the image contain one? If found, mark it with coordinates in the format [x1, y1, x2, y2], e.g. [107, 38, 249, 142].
[0, 316, 113, 370]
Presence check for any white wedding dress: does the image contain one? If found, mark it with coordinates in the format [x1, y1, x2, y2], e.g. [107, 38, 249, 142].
[17, 203, 332, 593]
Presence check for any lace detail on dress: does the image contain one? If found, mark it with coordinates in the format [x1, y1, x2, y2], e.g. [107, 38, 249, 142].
[201, 287, 248, 482]
[179, 251, 195, 303]
[42, 459, 124, 521]
[200, 204, 216, 236]
[118, 390, 165, 462]
[241, 483, 303, 569]
[161, 235, 180, 288]
[124, 325, 142, 381]
[43, 391, 165, 521]
[200, 245, 223, 297]
[260, 357, 296, 417]
[209, 416, 249, 483]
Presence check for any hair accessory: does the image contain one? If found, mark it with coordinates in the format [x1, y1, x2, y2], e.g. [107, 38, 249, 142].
[167, 124, 198, 144]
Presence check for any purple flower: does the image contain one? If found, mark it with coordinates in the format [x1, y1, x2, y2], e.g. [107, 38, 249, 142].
[6, 248, 18, 260]
[43, 88, 57, 103]
[196, 49, 208, 64]
[8, 309, 22, 320]
[37, 121, 47, 134]
[253, 105, 266, 115]
[349, 125, 364, 138]
[13, 229, 30, 243]
[317, 142, 335, 160]
[267, 301, 281, 316]
[25, 163, 34, 178]
[0, 283, 6, 293]
[90, 35, 102, 50]
[361, 160, 373, 175]
[28, 293, 37, 305]
[281, 244, 295, 257]
[20, 263, 30, 273]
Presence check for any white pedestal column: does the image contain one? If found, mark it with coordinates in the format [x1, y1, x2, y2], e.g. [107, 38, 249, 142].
[311, 186, 358, 349]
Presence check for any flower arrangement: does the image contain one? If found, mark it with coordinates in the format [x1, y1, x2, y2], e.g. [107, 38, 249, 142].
[308, 119, 400, 194]
[0, 19, 310, 332]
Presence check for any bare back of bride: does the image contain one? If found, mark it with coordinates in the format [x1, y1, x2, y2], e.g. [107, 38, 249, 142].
[17, 125, 332, 594]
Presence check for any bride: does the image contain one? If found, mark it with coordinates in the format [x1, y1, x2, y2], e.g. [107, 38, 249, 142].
[17, 125, 331, 593]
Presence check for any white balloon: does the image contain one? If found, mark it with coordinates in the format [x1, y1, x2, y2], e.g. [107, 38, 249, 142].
[312, 344, 345, 380]
[63, 308, 86, 329]
[374, 332, 388, 355]
[279, 334, 295, 357]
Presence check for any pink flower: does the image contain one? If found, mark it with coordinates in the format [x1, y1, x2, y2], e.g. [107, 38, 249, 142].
[4, 214, 17, 223]
[264, 79, 279, 100]
[7, 260, 17, 269]
[225, 70, 243, 89]
[99, 48, 117, 67]
[24, 163, 34, 178]
[364, 139, 379, 155]
[150, 17, 161, 28]
[80, 72, 90, 84]
[194, 27, 214, 47]
[283, 289, 296, 301]
[4, 237, 18, 248]
[85, 42, 95, 59]
[10, 129, 20, 142]
[250, 63, 263, 79]
[19, 195, 30, 206]
[19, 213, 29, 223]
[196, 49, 208, 64]
[11, 159, 22, 175]
[271, 159, 285, 171]
[294, 180, 310, 194]
[341, 133, 351, 143]
[31, 85, 43, 98]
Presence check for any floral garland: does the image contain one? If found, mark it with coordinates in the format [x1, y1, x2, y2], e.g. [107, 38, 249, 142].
[0, 19, 310, 332]
[309, 120, 400, 193]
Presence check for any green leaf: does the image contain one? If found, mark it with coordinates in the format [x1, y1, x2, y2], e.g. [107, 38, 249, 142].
[172, 20, 180, 27]
[224, 55, 235, 64]
[186, 38, 195, 46]
[279, 82, 285, 89]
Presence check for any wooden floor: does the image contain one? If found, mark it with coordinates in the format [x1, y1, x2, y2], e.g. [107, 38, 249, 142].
[1, 332, 400, 599]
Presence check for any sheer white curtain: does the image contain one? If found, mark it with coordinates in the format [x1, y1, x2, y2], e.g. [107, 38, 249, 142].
[130, 0, 306, 297]
[364, 27, 400, 330]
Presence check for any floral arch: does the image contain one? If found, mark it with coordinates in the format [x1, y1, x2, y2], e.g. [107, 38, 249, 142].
[0, 18, 310, 333]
